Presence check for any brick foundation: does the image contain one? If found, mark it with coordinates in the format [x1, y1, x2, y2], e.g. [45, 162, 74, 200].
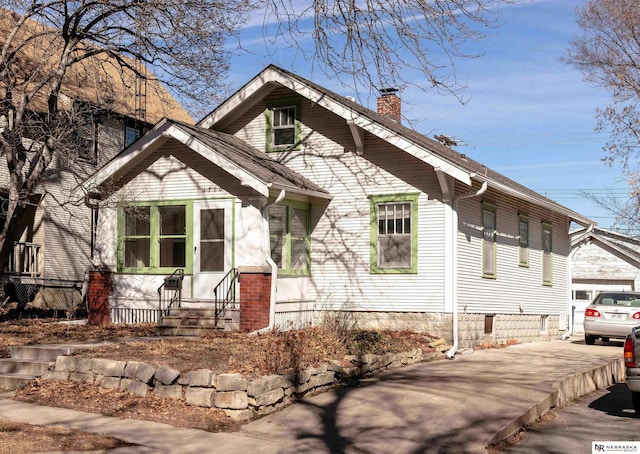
[239, 267, 272, 331]
[87, 270, 112, 326]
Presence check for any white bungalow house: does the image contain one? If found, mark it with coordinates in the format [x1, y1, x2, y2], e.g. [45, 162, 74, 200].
[80, 65, 594, 348]
[570, 226, 640, 334]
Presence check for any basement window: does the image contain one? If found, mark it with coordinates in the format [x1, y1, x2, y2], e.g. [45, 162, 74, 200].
[484, 314, 494, 334]
[540, 315, 549, 333]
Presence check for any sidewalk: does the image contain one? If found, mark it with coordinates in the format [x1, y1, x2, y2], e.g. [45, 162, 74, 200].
[0, 338, 625, 453]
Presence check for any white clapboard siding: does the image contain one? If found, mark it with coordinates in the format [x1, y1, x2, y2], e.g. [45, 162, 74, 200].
[456, 186, 570, 315]
[572, 242, 640, 289]
[229, 93, 448, 313]
[39, 119, 126, 280]
[114, 154, 232, 201]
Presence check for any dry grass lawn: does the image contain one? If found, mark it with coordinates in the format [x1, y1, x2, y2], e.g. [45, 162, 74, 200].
[0, 318, 438, 452]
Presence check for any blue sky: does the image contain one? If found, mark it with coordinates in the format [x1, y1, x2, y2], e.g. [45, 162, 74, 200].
[224, 0, 628, 230]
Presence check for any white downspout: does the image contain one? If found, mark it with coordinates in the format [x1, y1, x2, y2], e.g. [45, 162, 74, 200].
[250, 189, 286, 335]
[446, 181, 488, 359]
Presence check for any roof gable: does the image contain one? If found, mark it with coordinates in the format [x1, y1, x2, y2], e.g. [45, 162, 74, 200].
[200, 65, 593, 226]
[571, 227, 640, 268]
[79, 119, 330, 200]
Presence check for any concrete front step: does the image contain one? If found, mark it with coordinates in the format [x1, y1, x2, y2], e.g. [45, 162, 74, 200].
[0, 343, 89, 391]
[10, 345, 78, 361]
[167, 308, 239, 319]
[160, 316, 232, 328]
[0, 373, 37, 391]
[157, 307, 240, 336]
[0, 358, 53, 375]
[155, 324, 239, 337]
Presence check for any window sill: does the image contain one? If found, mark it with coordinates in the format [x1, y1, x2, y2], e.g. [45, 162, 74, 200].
[370, 268, 418, 275]
[117, 267, 192, 275]
[278, 269, 311, 277]
[266, 144, 303, 153]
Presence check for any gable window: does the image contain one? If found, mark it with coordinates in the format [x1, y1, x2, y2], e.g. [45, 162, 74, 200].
[118, 202, 192, 273]
[518, 215, 529, 267]
[268, 201, 310, 274]
[542, 223, 553, 285]
[482, 203, 497, 278]
[265, 98, 301, 151]
[125, 122, 143, 148]
[370, 194, 418, 274]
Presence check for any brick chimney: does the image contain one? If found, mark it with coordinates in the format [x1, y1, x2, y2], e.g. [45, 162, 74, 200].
[377, 88, 401, 123]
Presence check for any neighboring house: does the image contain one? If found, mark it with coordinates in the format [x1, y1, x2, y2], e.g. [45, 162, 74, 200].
[0, 15, 192, 311]
[80, 65, 593, 347]
[570, 226, 640, 333]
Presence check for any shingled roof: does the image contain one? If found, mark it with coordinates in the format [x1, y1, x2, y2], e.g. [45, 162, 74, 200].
[79, 118, 330, 199]
[0, 11, 192, 125]
[201, 65, 593, 226]
[171, 120, 329, 196]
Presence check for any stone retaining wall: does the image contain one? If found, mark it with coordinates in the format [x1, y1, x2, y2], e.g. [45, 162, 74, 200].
[43, 348, 426, 420]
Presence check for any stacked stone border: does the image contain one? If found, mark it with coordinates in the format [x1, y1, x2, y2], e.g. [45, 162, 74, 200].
[43, 348, 429, 420]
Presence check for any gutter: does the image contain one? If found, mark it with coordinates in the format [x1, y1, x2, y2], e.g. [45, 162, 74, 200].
[250, 189, 286, 335]
[446, 181, 488, 359]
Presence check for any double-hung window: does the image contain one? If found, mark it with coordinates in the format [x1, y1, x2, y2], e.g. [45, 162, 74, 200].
[542, 223, 553, 285]
[268, 202, 310, 274]
[482, 204, 497, 278]
[518, 215, 529, 267]
[119, 202, 191, 273]
[265, 98, 301, 151]
[370, 194, 418, 274]
[123, 206, 151, 268]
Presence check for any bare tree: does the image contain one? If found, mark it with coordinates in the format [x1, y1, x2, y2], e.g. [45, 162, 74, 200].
[564, 0, 640, 231]
[261, 0, 511, 100]
[0, 0, 253, 271]
[0, 0, 512, 274]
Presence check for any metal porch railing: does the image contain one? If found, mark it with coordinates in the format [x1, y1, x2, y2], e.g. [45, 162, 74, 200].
[213, 267, 239, 326]
[157, 269, 184, 323]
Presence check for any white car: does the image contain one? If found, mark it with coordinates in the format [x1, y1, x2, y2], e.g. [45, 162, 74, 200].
[583, 291, 640, 345]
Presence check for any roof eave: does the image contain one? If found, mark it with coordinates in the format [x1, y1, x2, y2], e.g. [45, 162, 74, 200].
[477, 175, 595, 227]
[200, 66, 473, 187]
[270, 183, 333, 201]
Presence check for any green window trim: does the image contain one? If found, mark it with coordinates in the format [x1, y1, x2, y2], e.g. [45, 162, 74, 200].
[265, 97, 302, 152]
[482, 202, 497, 279]
[369, 193, 419, 274]
[268, 200, 311, 276]
[542, 222, 553, 286]
[117, 200, 193, 274]
[518, 214, 530, 268]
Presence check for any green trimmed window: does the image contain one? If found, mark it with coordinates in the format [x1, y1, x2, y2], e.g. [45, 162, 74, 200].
[265, 98, 301, 151]
[370, 194, 418, 274]
[482, 204, 497, 278]
[268, 202, 310, 274]
[118, 202, 192, 273]
[542, 223, 553, 285]
[518, 215, 529, 267]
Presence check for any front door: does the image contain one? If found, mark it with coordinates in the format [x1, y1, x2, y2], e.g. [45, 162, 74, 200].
[192, 199, 232, 300]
